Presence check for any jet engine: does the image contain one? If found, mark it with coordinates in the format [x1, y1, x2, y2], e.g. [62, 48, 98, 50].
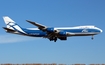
[46, 28, 68, 36]
[59, 31, 67, 36]
[46, 27, 55, 32]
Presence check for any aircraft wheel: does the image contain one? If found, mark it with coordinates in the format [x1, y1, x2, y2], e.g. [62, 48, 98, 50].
[91, 35, 94, 40]
[54, 40, 57, 42]
[54, 37, 57, 42]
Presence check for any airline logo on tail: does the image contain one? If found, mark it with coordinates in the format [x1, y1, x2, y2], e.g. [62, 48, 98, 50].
[3, 16, 26, 34]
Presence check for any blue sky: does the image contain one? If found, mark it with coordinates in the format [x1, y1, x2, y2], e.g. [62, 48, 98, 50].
[0, 0, 105, 64]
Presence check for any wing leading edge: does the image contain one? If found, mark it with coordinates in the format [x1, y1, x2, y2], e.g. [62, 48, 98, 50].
[26, 20, 46, 30]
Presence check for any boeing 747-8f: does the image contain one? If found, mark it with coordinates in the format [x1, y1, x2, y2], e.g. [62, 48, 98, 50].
[3, 16, 102, 42]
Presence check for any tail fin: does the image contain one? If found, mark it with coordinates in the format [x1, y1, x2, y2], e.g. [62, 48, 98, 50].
[3, 16, 15, 30]
[3, 16, 26, 34]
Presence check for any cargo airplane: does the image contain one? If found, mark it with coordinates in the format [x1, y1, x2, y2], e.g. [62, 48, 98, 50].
[3, 16, 102, 42]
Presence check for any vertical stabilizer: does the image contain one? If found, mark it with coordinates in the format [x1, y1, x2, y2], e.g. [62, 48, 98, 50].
[3, 16, 15, 30]
[3, 16, 15, 24]
[3, 16, 26, 34]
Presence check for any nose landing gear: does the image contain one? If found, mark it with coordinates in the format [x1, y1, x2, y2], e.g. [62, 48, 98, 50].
[54, 37, 57, 42]
[91, 35, 94, 40]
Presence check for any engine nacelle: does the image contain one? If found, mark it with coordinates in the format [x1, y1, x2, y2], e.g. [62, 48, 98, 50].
[46, 28, 68, 36]
[46, 27, 55, 32]
[59, 31, 67, 36]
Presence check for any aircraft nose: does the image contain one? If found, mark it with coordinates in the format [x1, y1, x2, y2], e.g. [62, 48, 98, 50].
[100, 29, 103, 33]
[98, 28, 103, 33]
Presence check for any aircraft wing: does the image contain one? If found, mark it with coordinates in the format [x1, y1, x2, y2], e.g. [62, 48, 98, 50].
[26, 20, 60, 33]
[26, 20, 47, 30]
[26, 20, 75, 35]
[26, 20, 76, 42]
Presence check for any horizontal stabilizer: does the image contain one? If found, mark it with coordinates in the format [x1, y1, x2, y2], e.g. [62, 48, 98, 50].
[3, 27, 16, 32]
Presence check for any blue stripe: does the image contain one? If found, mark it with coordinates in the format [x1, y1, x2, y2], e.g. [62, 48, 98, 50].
[7, 22, 25, 34]
[10, 26, 25, 34]
[58, 29, 100, 33]
[20, 28, 100, 37]
[22, 28, 47, 36]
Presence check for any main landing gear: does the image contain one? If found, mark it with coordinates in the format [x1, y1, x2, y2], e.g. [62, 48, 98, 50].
[49, 37, 57, 42]
[54, 37, 57, 42]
